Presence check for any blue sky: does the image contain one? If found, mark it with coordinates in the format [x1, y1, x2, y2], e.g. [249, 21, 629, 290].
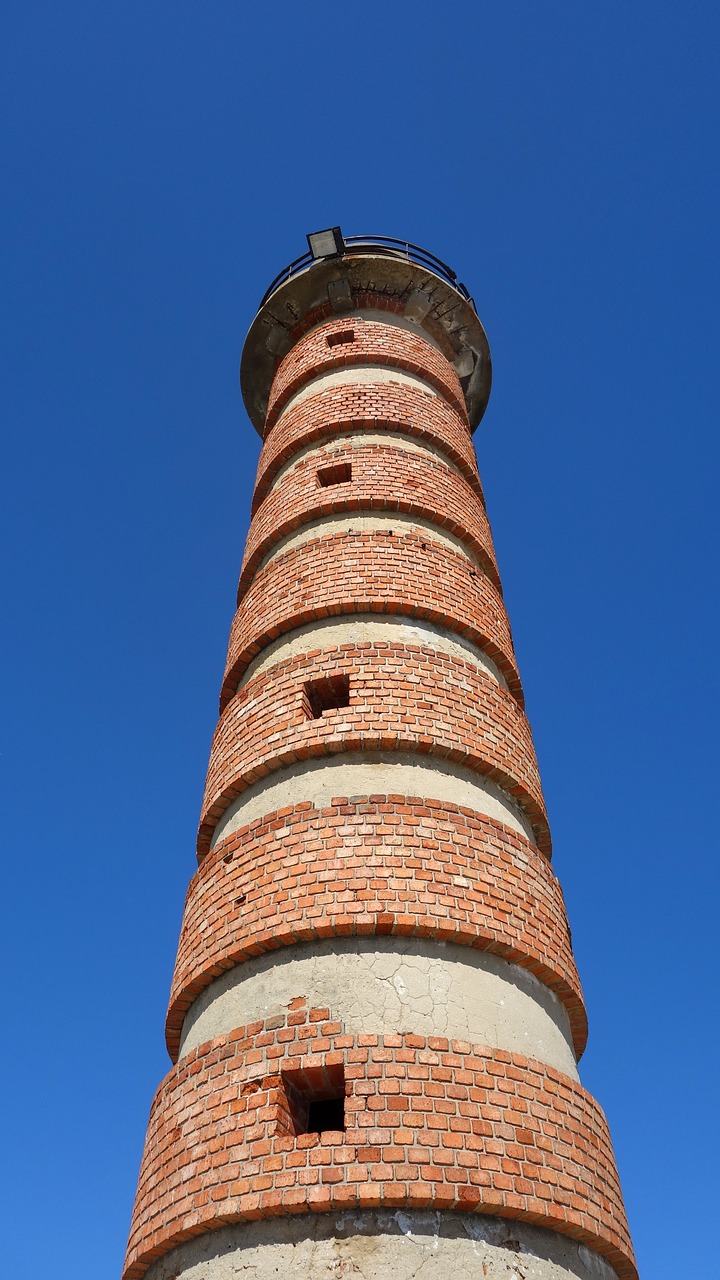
[1, 3, 718, 1276]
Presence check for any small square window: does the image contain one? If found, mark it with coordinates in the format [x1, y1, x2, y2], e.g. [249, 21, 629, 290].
[280, 1063, 346, 1137]
[303, 674, 350, 719]
[326, 329, 355, 348]
[317, 461, 352, 488]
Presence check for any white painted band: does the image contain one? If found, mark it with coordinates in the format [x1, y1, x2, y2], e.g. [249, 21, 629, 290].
[210, 752, 535, 849]
[238, 615, 507, 690]
[179, 936, 578, 1078]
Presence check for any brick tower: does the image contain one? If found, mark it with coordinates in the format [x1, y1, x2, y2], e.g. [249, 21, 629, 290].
[123, 231, 636, 1280]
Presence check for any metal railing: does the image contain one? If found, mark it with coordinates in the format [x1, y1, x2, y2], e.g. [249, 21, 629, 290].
[257, 235, 475, 312]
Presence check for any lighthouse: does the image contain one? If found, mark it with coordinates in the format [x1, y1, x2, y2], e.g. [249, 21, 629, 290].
[124, 231, 636, 1280]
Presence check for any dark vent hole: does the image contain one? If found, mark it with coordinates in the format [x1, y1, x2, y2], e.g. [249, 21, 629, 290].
[280, 1065, 346, 1137]
[326, 329, 355, 347]
[308, 1096, 345, 1134]
[304, 674, 350, 719]
[317, 461, 352, 488]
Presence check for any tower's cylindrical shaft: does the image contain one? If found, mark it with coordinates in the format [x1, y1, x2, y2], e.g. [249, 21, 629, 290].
[123, 239, 636, 1280]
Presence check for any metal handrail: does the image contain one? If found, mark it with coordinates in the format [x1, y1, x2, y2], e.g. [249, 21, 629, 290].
[257, 235, 475, 311]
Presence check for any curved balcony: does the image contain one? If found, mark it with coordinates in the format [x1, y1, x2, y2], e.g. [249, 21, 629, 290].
[241, 229, 492, 435]
[258, 233, 477, 311]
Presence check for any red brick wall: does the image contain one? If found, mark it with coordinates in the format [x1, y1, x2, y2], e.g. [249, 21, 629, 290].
[166, 800, 586, 1063]
[124, 1011, 636, 1280]
[285, 291, 461, 354]
[252, 384, 482, 510]
[199, 645, 549, 858]
[266, 316, 468, 432]
[284, 290, 464, 361]
[223, 532, 522, 710]
[239, 439, 498, 595]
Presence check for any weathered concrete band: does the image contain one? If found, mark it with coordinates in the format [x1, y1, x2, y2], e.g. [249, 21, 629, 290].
[167, 796, 586, 1062]
[178, 935, 579, 1076]
[141, 1211, 619, 1280]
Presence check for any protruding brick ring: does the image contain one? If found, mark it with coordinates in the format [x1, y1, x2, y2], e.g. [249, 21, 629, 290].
[265, 315, 468, 432]
[124, 1017, 637, 1280]
[167, 802, 587, 1062]
[252, 385, 482, 512]
[200, 646, 548, 857]
[221, 531, 522, 711]
[238, 442, 498, 597]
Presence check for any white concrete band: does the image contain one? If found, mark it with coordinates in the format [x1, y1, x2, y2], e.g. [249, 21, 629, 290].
[142, 1211, 618, 1280]
[210, 751, 535, 849]
[278, 365, 442, 421]
[255, 511, 480, 577]
[238, 614, 507, 690]
[178, 936, 578, 1077]
[266, 430, 466, 496]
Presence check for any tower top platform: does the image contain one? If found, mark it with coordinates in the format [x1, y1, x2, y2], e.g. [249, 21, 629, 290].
[240, 231, 492, 434]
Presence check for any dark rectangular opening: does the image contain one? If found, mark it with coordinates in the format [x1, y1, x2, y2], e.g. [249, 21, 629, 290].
[317, 461, 352, 488]
[279, 1063, 346, 1137]
[303, 674, 350, 719]
[308, 1096, 345, 1134]
[326, 328, 355, 347]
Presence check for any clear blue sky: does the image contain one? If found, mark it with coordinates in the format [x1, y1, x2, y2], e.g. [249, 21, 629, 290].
[2, 4, 717, 1276]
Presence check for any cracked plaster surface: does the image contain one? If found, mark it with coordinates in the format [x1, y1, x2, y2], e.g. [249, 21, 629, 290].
[179, 937, 577, 1078]
[143, 1211, 617, 1280]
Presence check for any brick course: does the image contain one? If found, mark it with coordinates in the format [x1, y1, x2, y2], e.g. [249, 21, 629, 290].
[266, 316, 469, 432]
[124, 1012, 636, 1280]
[285, 291, 463, 361]
[239, 439, 498, 595]
[166, 800, 586, 1062]
[223, 531, 522, 710]
[252, 384, 482, 511]
[200, 645, 548, 858]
